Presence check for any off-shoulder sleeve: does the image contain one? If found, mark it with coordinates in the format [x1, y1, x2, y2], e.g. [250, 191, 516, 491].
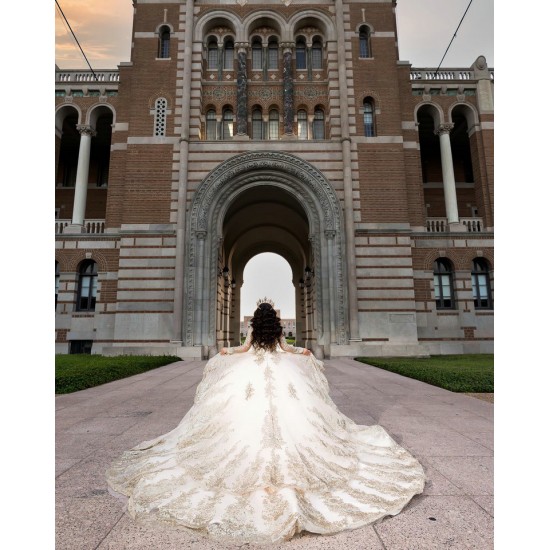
[226, 326, 253, 354]
[278, 334, 305, 354]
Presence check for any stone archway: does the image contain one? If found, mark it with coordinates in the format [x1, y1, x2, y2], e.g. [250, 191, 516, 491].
[182, 151, 348, 357]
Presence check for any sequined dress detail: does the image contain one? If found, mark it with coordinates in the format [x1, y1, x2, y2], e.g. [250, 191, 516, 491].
[105, 329, 425, 545]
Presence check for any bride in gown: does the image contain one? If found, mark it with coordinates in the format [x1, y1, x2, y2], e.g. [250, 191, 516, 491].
[106, 299, 425, 545]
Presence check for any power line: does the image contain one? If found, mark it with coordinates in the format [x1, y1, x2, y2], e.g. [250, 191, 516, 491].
[435, 0, 474, 74]
[55, 0, 99, 81]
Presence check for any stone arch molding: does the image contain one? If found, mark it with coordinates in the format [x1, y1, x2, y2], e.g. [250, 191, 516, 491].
[183, 151, 349, 349]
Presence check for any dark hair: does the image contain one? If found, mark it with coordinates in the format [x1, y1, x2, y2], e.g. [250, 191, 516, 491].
[250, 303, 282, 352]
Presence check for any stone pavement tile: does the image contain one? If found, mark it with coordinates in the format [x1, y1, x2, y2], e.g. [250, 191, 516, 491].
[56, 458, 82, 478]
[437, 413, 494, 434]
[64, 415, 141, 436]
[97, 513, 385, 550]
[461, 431, 493, 451]
[56, 453, 114, 494]
[96, 515, 239, 550]
[374, 495, 494, 550]
[469, 495, 494, 517]
[56, 431, 118, 460]
[56, 493, 126, 550]
[396, 427, 493, 457]
[424, 456, 493, 496]
[415, 457, 463, 496]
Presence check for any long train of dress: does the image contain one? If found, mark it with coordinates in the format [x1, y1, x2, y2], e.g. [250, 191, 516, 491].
[106, 347, 425, 545]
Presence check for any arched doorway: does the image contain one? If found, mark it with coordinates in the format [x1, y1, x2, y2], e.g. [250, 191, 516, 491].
[182, 151, 348, 358]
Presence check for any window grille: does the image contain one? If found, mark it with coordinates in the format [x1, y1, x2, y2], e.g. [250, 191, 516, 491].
[224, 41, 234, 69]
[252, 42, 263, 70]
[311, 41, 322, 69]
[296, 41, 306, 70]
[268, 42, 278, 69]
[154, 97, 168, 136]
[208, 42, 218, 70]
[222, 109, 234, 139]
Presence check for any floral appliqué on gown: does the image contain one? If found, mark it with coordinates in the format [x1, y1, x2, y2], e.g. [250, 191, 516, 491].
[106, 328, 425, 545]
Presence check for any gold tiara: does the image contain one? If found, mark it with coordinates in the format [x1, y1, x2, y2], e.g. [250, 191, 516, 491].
[256, 297, 275, 307]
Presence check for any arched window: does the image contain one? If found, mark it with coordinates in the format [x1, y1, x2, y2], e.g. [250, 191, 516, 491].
[297, 109, 308, 140]
[433, 258, 455, 309]
[268, 40, 278, 70]
[471, 258, 492, 309]
[154, 97, 167, 137]
[311, 39, 323, 70]
[223, 39, 234, 70]
[55, 261, 60, 309]
[296, 39, 306, 70]
[268, 109, 279, 140]
[363, 98, 375, 137]
[359, 26, 371, 58]
[252, 108, 263, 140]
[207, 40, 218, 70]
[206, 109, 216, 140]
[77, 260, 98, 312]
[313, 108, 325, 139]
[158, 26, 170, 58]
[222, 108, 234, 139]
[252, 40, 263, 70]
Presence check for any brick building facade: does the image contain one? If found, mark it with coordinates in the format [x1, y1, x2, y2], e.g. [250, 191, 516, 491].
[55, 0, 494, 359]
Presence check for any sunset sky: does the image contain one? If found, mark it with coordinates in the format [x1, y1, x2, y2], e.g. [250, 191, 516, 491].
[55, 0, 494, 70]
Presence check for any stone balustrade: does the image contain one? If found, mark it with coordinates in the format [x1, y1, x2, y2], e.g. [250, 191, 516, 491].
[56, 70, 120, 83]
[55, 219, 105, 234]
[426, 217, 485, 233]
[410, 68, 494, 81]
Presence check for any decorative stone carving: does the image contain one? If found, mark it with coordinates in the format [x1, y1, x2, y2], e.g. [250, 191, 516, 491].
[435, 123, 454, 136]
[76, 124, 97, 137]
[184, 152, 348, 347]
[282, 49, 294, 135]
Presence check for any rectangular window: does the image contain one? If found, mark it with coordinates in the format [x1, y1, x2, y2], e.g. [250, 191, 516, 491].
[296, 49, 306, 70]
[268, 47, 278, 69]
[297, 119, 307, 140]
[268, 120, 278, 140]
[208, 48, 218, 70]
[311, 48, 322, 69]
[252, 48, 263, 70]
[252, 119, 263, 140]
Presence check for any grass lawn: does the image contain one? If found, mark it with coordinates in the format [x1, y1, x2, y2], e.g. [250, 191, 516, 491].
[355, 354, 493, 393]
[55, 354, 182, 394]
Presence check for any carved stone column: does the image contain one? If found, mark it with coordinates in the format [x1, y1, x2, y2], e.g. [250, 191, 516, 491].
[282, 43, 294, 136]
[194, 230, 207, 350]
[67, 124, 96, 232]
[435, 123, 462, 228]
[235, 43, 249, 137]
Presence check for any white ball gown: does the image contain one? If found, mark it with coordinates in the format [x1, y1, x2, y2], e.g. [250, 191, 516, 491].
[106, 330, 425, 545]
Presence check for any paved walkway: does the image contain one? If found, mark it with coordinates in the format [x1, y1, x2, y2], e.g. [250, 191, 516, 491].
[56, 358, 493, 549]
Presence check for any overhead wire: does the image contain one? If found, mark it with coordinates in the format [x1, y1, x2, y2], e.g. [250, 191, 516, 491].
[55, 0, 99, 81]
[435, 0, 474, 74]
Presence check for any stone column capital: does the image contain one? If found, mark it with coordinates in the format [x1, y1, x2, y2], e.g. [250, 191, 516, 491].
[435, 123, 454, 136]
[76, 124, 97, 137]
[325, 229, 336, 239]
[235, 42, 248, 54]
[195, 230, 207, 240]
[280, 42, 294, 54]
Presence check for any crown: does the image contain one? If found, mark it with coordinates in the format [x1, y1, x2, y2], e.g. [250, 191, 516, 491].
[256, 297, 275, 307]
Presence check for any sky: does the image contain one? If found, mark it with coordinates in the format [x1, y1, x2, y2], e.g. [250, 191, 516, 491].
[55, 0, 494, 69]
